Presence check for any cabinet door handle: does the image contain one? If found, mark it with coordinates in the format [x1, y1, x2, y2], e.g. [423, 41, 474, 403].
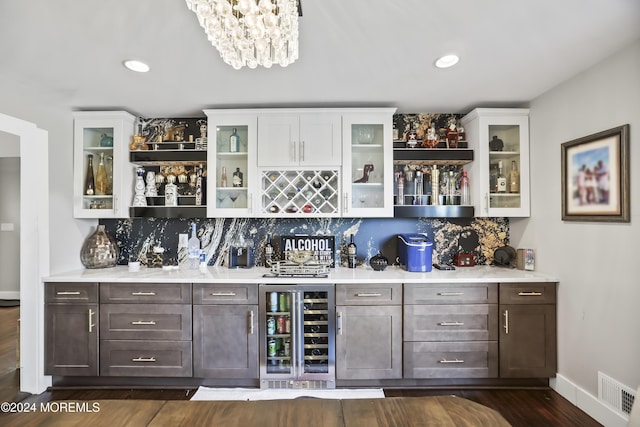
[518, 291, 543, 296]
[88, 309, 95, 333]
[291, 141, 296, 162]
[131, 320, 156, 325]
[439, 358, 464, 364]
[337, 311, 343, 335]
[131, 292, 156, 296]
[355, 293, 382, 297]
[210, 292, 237, 296]
[343, 193, 348, 213]
[57, 291, 81, 295]
[439, 321, 464, 326]
[300, 141, 305, 162]
[248, 193, 252, 210]
[503, 309, 509, 335]
[484, 193, 489, 213]
[132, 357, 156, 363]
[249, 310, 254, 335]
[438, 292, 464, 296]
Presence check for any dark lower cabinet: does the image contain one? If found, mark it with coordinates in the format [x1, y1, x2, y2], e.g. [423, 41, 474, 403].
[45, 283, 99, 376]
[192, 284, 259, 379]
[499, 283, 557, 378]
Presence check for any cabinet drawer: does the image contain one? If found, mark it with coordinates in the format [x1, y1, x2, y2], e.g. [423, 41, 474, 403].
[404, 283, 497, 305]
[193, 283, 258, 305]
[404, 341, 498, 379]
[100, 340, 192, 377]
[100, 282, 191, 304]
[336, 283, 402, 305]
[100, 304, 192, 340]
[46, 282, 98, 303]
[499, 283, 557, 304]
[404, 305, 498, 342]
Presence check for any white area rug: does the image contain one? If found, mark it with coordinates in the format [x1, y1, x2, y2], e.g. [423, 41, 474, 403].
[190, 387, 385, 401]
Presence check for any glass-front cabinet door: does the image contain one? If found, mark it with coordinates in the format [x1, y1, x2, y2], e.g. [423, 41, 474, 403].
[73, 111, 135, 218]
[461, 108, 530, 217]
[342, 109, 395, 217]
[205, 110, 257, 217]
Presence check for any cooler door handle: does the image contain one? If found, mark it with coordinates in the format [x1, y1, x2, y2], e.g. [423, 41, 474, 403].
[337, 311, 343, 335]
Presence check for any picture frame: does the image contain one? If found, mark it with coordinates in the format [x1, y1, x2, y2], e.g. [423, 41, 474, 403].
[561, 124, 630, 222]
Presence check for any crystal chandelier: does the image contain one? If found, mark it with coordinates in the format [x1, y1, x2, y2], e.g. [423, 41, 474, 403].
[185, 0, 299, 69]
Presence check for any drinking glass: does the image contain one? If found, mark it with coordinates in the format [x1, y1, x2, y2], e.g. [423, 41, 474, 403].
[216, 192, 226, 208]
[229, 191, 240, 208]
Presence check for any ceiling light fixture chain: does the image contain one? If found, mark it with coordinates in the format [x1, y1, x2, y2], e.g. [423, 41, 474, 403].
[185, 0, 300, 69]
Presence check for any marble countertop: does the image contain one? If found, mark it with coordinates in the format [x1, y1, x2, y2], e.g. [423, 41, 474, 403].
[44, 265, 557, 284]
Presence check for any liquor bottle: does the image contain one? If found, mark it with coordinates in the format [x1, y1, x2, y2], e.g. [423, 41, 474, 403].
[509, 160, 520, 193]
[497, 161, 507, 193]
[188, 223, 200, 269]
[164, 175, 178, 206]
[95, 152, 108, 195]
[220, 166, 228, 187]
[84, 154, 95, 195]
[232, 167, 243, 187]
[431, 165, 440, 205]
[105, 155, 113, 195]
[347, 234, 357, 269]
[229, 128, 240, 152]
[460, 170, 470, 205]
[414, 170, 423, 205]
[447, 170, 456, 205]
[396, 174, 404, 205]
[264, 234, 274, 266]
[195, 165, 203, 206]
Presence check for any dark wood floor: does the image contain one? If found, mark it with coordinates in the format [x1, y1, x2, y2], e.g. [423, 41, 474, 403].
[0, 306, 602, 426]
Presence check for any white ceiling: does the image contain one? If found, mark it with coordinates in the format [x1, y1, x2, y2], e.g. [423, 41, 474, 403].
[1, 0, 639, 118]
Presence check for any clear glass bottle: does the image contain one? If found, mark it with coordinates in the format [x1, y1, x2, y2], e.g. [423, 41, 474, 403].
[509, 160, 520, 193]
[84, 154, 95, 195]
[431, 165, 440, 206]
[447, 170, 456, 205]
[497, 161, 507, 193]
[95, 152, 107, 195]
[414, 171, 423, 205]
[188, 223, 200, 269]
[229, 128, 240, 152]
[264, 234, 273, 266]
[220, 166, 228, 187]
[460, 170, 470, 205]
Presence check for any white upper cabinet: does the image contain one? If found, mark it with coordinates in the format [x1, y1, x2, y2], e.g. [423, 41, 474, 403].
[204, 110, 258, 218]
[341, 109, 396, 218]
[461, 108, 530, 217]
[73, 111, 135, 218]
[257, 111, 342, 167]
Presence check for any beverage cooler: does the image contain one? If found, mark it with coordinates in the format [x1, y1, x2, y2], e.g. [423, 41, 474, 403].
[259, 285, 335, 389]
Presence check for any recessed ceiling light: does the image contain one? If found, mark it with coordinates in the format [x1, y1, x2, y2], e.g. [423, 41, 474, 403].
[435, 54, 459, 69]
[123, 59, 150, 73]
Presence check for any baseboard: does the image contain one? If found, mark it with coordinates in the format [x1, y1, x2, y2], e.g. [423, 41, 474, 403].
[0, 291, 19, 300]
[552, 373, 629, 427]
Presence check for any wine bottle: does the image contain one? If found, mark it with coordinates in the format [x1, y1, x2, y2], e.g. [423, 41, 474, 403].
[460, 170, 470, 205]
[84, 154, 95, 195]
[229, 128, 240, 152]
[188, 223, 200, 269]
[497, 161, 507, 193]
[264, 234, 273, 266]
[95, 152, 107, 195]
[221, 166, 228, 187]
[347, 234, 357, 269]
[509, 160, 520, 193]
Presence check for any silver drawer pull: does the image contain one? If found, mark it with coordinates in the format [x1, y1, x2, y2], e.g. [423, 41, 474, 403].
[210, 292, 237, 296]
[439, 322, 464, 326]
[438, 292, 464, 296]
[439, 358, 464, 364]
[132, 357, 156, 363]
[355, 293, 382, 297]
[518, 291, 543, 296]
[57, 291, 81, 295]
[131, 292, 156, 296]
[131, 320, 157, 325]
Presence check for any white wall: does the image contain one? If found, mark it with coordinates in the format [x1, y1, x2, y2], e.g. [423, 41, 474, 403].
[0, 132, 20, 298]
[511, 39, 640, 423]
[0, 77, 96, 273]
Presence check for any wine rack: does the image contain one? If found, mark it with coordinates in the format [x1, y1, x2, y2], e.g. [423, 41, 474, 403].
[260, 170, 340, 216]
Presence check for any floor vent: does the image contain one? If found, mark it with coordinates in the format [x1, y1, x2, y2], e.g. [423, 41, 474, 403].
[598, 371, 636, 417]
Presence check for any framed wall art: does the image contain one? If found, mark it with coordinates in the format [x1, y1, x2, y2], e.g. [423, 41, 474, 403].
[561, 124, 630, 222]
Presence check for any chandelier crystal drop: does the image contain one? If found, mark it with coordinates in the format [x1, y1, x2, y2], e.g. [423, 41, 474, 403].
[185, 0, 299, 69]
